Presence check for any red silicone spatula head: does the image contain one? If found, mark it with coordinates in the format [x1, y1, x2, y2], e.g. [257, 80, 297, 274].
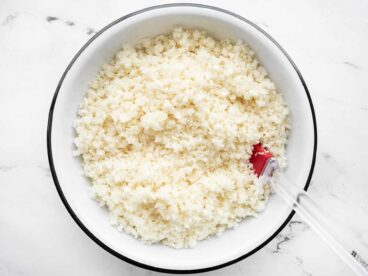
[250, 143, 274, 177]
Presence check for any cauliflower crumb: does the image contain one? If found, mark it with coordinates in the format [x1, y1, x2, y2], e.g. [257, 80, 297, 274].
[74, 27, 290, 249]
[140, 111, 168, 131]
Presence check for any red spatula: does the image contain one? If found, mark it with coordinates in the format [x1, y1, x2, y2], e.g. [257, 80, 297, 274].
[250, 143, 368, 275]
[249, 143, 275, 177]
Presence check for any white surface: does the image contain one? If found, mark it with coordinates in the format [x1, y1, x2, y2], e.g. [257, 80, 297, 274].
[50, 5, 316, 270]
[0, 0, 367, 275]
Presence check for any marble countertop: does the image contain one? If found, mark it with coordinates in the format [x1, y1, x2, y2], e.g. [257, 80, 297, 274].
[1, 0, 367, 275]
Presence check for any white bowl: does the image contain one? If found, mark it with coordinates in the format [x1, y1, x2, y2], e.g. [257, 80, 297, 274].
[47, 3, 317, 273]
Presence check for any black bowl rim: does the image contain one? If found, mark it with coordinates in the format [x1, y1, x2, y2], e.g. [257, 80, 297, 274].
[47, 3, 317, 274]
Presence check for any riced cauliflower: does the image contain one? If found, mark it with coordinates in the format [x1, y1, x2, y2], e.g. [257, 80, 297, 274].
[74, 27, 290, 248]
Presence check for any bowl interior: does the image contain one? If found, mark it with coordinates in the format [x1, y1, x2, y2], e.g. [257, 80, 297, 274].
[49, 5, 316, 271]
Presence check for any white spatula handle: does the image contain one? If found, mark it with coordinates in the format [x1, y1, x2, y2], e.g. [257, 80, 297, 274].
[269, 175, 368, 275]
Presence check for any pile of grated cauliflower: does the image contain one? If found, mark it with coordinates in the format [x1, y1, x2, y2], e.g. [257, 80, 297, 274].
[74, 27, 290, 248]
